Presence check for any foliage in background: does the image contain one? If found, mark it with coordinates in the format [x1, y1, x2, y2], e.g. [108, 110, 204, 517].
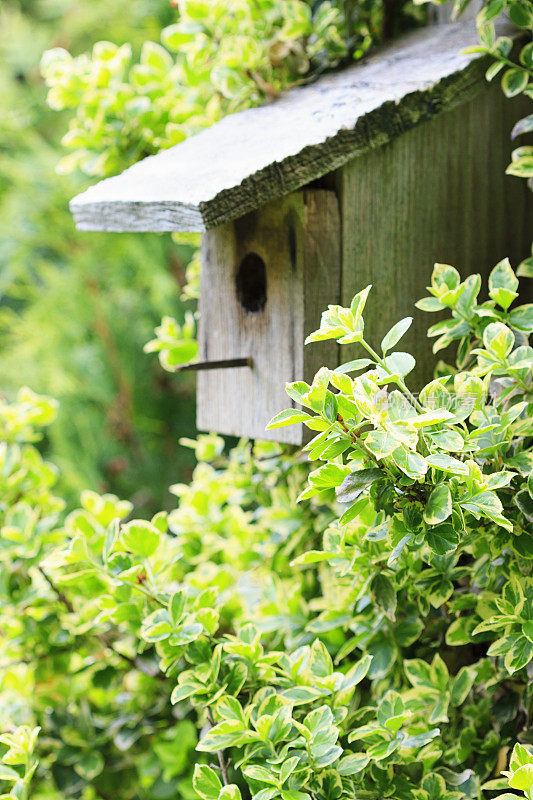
[0, 386, 330, 798]
[476, 0, 533, 278]
[41, 0, 423, 180]
[466, 0, 533, 189]
[2, 264, 532, 800]
[423, 0, 533, 203]
[2, 1, 533, 799]
[468, 0, 533, 279]
[0, 0, 197, 511]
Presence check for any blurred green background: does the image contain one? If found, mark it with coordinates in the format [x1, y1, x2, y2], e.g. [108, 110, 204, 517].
[0, 0, 198, 514]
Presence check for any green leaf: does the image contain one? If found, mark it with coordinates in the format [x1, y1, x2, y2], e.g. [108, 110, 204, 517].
[508, 304, 533, 332]
[477, 0, 504, 22]
[508, 765, 533, 792]
[244, 765, 278, 785]
[402, 728, 440, 748]
[141, 609, 173, 642]
[309, 463, 350, 490]
[337, 753, 370, 775]
[507, 0, 533, 27]
[338, 654, 373, 692]
[404, 659, 433, 689]
[169, 591, 187, 626]
[507, 156, 533, 179]
[281, 686, 329, 704]
[489, 258, 519, 294]
[279, 757, 301, 785]
[217, 696, 246, 724]
[219, 786, 242, 800]
[502, 67, 529, 97]
[505, 636, 533, 674]
[74, 751, 104, 780]
[371, 573, 397, 617]
[515, 489, 533, 522]
[415, 296, 443, 312]
[350, 284, 372, 321]
[450, 666, 476, 706]
[426, 454, 468, 476]
[103, 520, 119, 561]
[171, 683, 201, 704]
[193, 764, 223, 800]
[365, 430, 397, 459]
[461, 491, 512, 531]
[334, 358, 373, 373]
[486, 60, 505, 81]
[426, 523, 459, 556]
[267, 409, 312, 429]
[510, 743, 532, 771]
[512, 114, 533, 138]
[160, 339, 198, 366]
[367, 637, 397, 678]
[381, 317, 413, 354]
[0, 766, 19, 782]
[380, 351, 416, 378]
[336, 468, 382, 503]
[291, 550, 337, 566]
[482, 322, 515, 358]
[424, 485, 452, 525]
[121, 520, 160, 558]
[392, 447, 428, 479]
[429, 429, 464, 451]
[197, 720, 252, 751]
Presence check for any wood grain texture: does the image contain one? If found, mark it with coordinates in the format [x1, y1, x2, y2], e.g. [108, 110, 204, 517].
[303, 191, 341, 386]
[197, 190, 340, 443]
[335, 83, 532, 390]
[70, 23, 498, 233]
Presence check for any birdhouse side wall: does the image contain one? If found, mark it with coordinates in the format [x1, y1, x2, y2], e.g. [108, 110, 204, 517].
[335, 81, 532, 389]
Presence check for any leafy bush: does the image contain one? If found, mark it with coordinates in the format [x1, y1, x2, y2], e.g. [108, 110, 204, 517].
[0, 726, 40, 800]
[0, 387, 330, 797]
[41, 0, 422, 179]
[424, 0, 533, 192]
[466, 0, 532, 189]
[0, 1, 197, 510]
[2, 260, 532, 799]
[3, 3, 532, 799]
[470, 0, 533, 277]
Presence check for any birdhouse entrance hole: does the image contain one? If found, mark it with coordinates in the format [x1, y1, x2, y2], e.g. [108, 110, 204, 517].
[236, 252, 267, 313]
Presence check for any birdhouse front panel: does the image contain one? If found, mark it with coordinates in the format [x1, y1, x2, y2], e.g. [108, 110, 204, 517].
[197, 190, 340, 443]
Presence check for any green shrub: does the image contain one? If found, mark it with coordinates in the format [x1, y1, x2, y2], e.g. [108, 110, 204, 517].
[40, 0, 422, 180]
[2, 3, 532, 798]
[2, 260, 532, 799]
[0, 1, 197, 510]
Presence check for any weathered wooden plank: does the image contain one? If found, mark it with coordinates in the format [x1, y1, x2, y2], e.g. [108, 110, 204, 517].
[197, 189, 340, 443]
[70, 23, 499, 233]
[336, 83, 532, 390]
[303, 191, 341, 386]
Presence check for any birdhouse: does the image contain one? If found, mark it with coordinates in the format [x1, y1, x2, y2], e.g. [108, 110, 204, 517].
[70, 22, 532, 444]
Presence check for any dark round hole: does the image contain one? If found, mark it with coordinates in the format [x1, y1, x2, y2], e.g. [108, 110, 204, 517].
[235, 252, 267, 313]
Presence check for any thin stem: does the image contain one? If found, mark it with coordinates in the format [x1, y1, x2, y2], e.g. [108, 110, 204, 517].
[360, 340, 423, 412]
[337, 413, 398, 484]
[358, 337, 433, 458]
[38, 566, 74, 612]
[207, 709, 229, 785]
[39, 566, 166, 678]
[88, 556, 166, 607]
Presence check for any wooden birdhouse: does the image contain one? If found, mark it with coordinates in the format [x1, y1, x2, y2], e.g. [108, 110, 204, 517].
[70, 22, 532, 444]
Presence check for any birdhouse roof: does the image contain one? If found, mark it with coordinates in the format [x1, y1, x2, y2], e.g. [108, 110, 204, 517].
[70, 22, 489, 233]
